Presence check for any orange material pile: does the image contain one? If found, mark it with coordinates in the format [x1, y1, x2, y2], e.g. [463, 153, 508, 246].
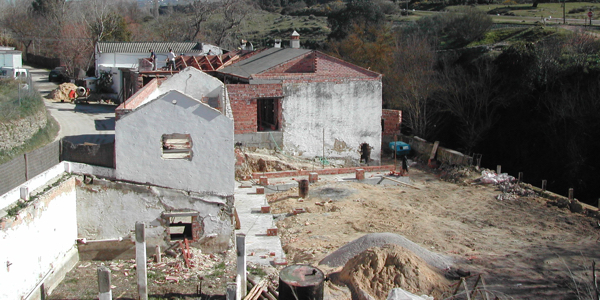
[336, 244, 451, 300]
[47, 83, 78, 102]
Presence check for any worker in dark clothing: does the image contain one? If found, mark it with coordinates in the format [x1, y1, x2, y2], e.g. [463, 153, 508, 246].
[149, 49, 156, 71]
[401, 155, 409, 176]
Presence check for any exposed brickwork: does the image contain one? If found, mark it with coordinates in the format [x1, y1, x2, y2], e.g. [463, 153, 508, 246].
[355, 169, 365, 180]
[191, 216, 202, 241]
[382, 109, 402, 136]
[251, 165, 396, 179]
[116, 78, 158, 120]
[254, 51, 381, 83]
[226, 84, 284, 134]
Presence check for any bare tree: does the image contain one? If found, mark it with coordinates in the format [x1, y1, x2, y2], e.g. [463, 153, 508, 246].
[206, 0, 253, 48]
[181, 0, 219, 42]
[390, 33, 442, 139]
[437, 60, 505, 152]
[57, 19, 94, 78]
[0, 2, 39, 57]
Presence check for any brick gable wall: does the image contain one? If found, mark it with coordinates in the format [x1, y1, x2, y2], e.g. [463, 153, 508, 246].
[382, 109, 402, 136]
[115, 78, 158, 120]
[226, 84, 284, 134]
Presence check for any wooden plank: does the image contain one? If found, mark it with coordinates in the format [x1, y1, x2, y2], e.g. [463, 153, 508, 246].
[430, 141, 440, 160]
[380, 176, 421, 190]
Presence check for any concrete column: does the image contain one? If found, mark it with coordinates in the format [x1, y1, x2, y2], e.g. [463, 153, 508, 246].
[155, 245, 161, 263]
[20, 186, 29, 201]
[569, 188, 574, 200]
[298, 179, 309, 198]
[308, 173, 318, 183]
[64, 161, 71, 173]
[356, 169, 365, 180]
[227, 281, 238, 300]
[97, 265, 112, 300]
[518, 172, 523, 183]
[135, 222, 148, 300]
[236, 234, 247, 297]
[542, 180, 547, 191]
[496, 165, 501, 174]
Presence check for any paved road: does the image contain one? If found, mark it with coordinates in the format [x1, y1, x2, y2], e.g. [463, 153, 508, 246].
[26, 65, 115, 145]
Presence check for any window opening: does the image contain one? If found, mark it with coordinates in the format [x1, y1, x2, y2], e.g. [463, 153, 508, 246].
[257, 98, 279, 131]
[168, 216, 193, 240]
[162, 133, 192, 160]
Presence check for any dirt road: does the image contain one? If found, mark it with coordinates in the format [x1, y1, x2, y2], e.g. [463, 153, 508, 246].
[26, 65, 115, 144]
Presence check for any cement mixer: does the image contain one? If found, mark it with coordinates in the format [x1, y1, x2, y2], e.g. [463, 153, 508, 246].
[71, 86, 91, 104]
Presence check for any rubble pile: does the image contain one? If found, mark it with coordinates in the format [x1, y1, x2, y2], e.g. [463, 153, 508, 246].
[439, 165, 479, 184]
[472, 170, 536, 201]
[495, 182, 536, 201]
[47, 83, 77, 102]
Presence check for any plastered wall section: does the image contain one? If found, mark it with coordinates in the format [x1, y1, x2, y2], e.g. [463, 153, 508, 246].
[115, 90, 234, 195]
[281, 80, 382, 163]
[76, 179, 232, 250]
[0, 177, 78, 300]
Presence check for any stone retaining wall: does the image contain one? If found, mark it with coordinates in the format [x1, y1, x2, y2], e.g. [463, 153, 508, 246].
[0, 109, 48, 151]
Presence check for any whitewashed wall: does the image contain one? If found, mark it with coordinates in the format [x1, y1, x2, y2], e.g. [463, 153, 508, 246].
[115, 90, 235, 195]
[281, 80, 382, 164]
[76, 179, 232, 250]
[0, 178, 78, 300]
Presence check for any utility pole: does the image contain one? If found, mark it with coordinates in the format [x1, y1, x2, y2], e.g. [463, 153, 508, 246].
[563, 0, 566, 24]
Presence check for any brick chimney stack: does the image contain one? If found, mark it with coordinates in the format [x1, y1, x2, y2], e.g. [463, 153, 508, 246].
[291, 31, 300, 49]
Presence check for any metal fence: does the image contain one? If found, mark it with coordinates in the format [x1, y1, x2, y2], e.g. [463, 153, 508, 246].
[0, 139, 115, 196]
[0, 140, 59, 195]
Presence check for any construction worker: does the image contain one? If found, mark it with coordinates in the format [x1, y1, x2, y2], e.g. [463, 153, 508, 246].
[149, 49, 156, 71]
[167, 49, 176, 70]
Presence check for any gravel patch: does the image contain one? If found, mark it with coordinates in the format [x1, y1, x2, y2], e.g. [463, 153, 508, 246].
[312, 184, 357, 201]
[319, 232, 454, 270]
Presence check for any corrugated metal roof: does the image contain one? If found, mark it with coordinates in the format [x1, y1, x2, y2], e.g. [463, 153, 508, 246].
[97, 42, 203, 54]
[218, 48, 311, 79]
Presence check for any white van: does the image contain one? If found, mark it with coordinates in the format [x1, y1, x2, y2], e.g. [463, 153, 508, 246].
[0, 67, 29, 88]
[0, 67, 28, 79]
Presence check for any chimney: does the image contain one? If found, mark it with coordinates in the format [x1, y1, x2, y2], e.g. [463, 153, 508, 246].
[274, 39, 282, 48]
[291, 31, 300, 49]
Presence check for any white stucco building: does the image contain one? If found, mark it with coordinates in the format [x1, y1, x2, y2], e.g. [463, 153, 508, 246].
[115, 68, 234, 195]
[0, 47, 22, 68]
[219, 46, 383, 165]
[95, 42, 222, 99]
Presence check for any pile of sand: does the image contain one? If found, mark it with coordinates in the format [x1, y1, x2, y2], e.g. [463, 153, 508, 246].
[335, 244, 451, 300]
[47, 83, 77, 102]
[319, 233, 453, 270]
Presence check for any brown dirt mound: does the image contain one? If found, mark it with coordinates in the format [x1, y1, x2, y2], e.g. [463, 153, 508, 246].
[47, 83, 77, 102]
[336, 244, 451, 300]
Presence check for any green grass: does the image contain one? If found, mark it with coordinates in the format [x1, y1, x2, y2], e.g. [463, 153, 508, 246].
[248, 265, 267, 277]
[454, 2, 600, 20]
[240, 11, 330, 48]
[469, 27, 528, 46]
[0, 79, 44, 122]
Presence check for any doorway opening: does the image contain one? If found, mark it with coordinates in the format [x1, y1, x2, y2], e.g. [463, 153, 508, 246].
[257, 98, 280, 131]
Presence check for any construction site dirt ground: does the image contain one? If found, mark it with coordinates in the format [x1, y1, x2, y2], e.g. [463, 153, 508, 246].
[266, 160, 600, 299]
[49, 151, 600, 300]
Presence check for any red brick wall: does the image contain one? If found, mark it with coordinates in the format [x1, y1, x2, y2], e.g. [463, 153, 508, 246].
[382, 109, 402, 136]
[227, 84, 284, 134]
[116, 78, 158, 120]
